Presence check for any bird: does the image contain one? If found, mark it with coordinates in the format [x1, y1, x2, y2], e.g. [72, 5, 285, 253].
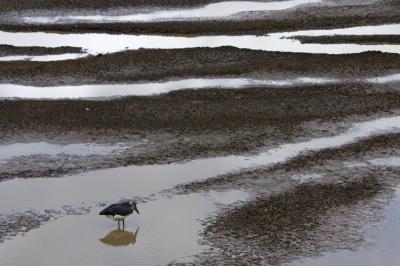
[99, 200, 140, 229]
[100, 227, 139, 247]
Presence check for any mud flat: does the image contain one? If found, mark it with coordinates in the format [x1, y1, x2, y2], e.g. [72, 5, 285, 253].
[1, 1, 398, 35]
[2, 49, 400, 85]
[1, 83, 400, 179]
[0, 45, 83, 56]
[291, 35, 400, 45]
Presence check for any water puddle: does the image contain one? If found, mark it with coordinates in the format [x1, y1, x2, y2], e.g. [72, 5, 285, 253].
[0, 24, 399, 61]
[0, 73, 398, 100]
[0, 77, 338, 99]
[0, 142, 138, 164]
[0, 190, 249, 266]
[289, 186, 400, 266]
[23, 0, 321, 24]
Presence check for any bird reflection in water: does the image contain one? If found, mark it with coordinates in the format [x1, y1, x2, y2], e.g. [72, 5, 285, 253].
[100, 227, 139, 247]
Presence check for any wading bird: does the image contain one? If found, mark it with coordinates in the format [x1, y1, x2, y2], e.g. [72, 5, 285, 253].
[99, 200, 140, 229]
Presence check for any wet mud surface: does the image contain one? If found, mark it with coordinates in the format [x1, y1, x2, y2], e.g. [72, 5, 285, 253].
[291, 35, 400, 45]
[177, 132, 400, 193]
[0, 206, 90, 243]
[0, 44, 83, 56]
[199, 175, 393, 265]
[1, 0, 398, 36]
[1, 84, 400, 180]
[182, 133, 400, 265]
[2, 49, 400, 86]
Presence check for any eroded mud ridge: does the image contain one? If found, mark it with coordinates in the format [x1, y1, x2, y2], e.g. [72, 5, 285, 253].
[292, 35, 400, 45]
[1, 83, 400, 180]
[2, 49, 400, 85]
[0, 45, 83, 56]
[200, 177, 388, 265]
[178, 131, 400, 194]
[186, 132, 400, 265]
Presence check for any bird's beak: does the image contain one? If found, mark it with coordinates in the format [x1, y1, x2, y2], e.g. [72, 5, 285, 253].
[134, 205, 140, 214]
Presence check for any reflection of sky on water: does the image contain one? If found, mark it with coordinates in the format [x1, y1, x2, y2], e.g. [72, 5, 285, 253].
[0, 24, 399, 62]
[23, 0, 321, 24]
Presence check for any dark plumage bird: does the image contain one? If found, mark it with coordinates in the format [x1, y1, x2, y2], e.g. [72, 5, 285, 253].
[99, 200, 139, 228]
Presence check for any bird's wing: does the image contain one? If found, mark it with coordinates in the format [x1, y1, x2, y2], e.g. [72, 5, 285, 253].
[99, 204, 132, 216]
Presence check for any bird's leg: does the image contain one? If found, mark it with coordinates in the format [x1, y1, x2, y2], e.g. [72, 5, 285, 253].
[118, 220, 120, 229]
[123, 220, 125, 230]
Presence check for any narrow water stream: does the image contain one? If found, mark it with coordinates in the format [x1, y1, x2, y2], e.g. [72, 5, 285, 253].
[0, 77, 337, 99]
[0, 24, 399, 62]
[22, 0, 321, 24]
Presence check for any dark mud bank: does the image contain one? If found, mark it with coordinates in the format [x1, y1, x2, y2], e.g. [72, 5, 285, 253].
[0, 44, 83, 56]
[1, 48, 400, 86]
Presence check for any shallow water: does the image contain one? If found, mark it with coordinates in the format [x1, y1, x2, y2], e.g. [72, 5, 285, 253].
[23, 0, 321, 24]
[0, 142, 136, 163]
[0, 73, 398, 100]
[0, 190, 249, 266]
[0, 24, 399, 62]
[366, 73, 400, 84]
[0, 77, 337, 99]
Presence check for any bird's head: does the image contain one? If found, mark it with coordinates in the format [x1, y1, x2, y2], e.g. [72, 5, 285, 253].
[128, 201, 140, 214]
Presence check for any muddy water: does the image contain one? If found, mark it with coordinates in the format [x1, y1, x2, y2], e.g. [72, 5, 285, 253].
[23, 0, 321, 24]
[0, 190, 249, 266]
[0, 24, 399, 62]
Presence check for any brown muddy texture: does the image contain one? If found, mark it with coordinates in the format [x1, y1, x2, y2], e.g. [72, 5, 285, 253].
[2, 48, 400, 86]
[1, 1, 399, 35]
[291, 35, 400, 45]
[199, 174, 392, 265]
[178, 132, 400, 193]
[0, 44, 83, 56]
[182, 130, 400, 265]
[1, 83, 400, 180]
[0, 211, 54, 243]
[0, 206, 90, 243]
